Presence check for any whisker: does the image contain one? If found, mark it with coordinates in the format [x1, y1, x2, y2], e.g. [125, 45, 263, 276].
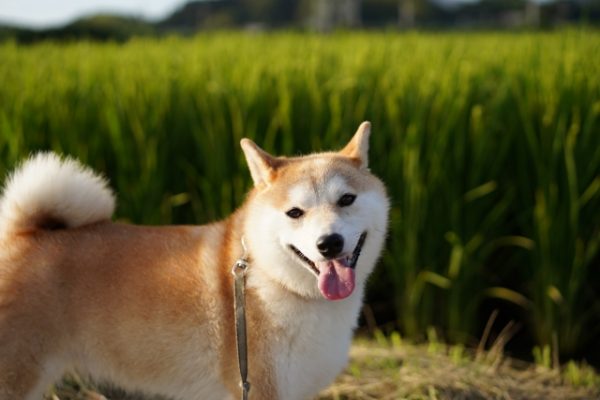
[350, 231, 367, 269]
[288, 244, 319, 276]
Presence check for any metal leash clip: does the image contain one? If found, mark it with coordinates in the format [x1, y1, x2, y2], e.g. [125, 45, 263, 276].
[232, 237, 249, 277]
[232, 258, 248, 276]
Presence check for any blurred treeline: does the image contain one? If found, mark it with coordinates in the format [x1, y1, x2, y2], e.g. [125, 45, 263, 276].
[2, 0, 600, 43]
[0, 31, 599, 364]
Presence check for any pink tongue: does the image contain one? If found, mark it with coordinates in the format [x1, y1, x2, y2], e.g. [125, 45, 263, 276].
[316, 259, 356, 300]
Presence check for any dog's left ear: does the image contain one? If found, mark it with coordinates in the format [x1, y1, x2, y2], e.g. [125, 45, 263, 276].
[340, 121, 371, 169]
[240, 138, 278, 187]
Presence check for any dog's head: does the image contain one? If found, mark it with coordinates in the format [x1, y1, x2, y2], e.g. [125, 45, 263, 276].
[241, 122, 389, 301]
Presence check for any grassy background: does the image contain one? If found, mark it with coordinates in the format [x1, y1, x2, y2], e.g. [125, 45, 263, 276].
[1, 30, 599, 362]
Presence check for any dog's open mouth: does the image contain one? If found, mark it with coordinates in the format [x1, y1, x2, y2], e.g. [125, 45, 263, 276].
[288, 232, 367, 301]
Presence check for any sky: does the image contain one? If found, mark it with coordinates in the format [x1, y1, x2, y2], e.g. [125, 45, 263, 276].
[0, 0, 188, 28]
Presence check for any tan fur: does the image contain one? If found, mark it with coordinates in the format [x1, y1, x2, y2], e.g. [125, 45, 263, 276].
[0, 219, 277, 399]
[0, 122, 388, 400]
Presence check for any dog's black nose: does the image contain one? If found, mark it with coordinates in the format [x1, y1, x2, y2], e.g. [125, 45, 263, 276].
[317, 233, 344, 259]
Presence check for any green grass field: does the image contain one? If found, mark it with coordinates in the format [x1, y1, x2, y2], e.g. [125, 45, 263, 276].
[1, 31, 599, 366]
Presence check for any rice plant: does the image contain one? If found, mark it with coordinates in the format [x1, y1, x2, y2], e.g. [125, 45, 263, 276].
[0, 30, 598, 359]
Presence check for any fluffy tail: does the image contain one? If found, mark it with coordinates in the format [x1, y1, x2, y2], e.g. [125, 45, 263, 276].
[0, 152, 115, 235]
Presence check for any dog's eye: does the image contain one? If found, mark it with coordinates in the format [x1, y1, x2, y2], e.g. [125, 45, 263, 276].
[286, 207, 304, 219]
[337, 194, 356, 207]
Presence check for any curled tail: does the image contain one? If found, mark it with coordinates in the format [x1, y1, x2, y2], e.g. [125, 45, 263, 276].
[0, 152, 115, 235]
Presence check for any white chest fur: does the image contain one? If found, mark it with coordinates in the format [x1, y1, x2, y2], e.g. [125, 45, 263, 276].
[251, 276, 364, 400]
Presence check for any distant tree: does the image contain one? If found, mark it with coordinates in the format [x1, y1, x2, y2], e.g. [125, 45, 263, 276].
[525, 0, 540, 26]
[310, 0, 361, 31]
[399, 0, 416, 28]
[241, 0, 303, 26]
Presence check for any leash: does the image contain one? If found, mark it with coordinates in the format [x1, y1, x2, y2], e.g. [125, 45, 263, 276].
[231, 238, 251, 400]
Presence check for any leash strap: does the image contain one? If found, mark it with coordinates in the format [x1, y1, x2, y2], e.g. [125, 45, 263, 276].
[232, 259, 251, 400]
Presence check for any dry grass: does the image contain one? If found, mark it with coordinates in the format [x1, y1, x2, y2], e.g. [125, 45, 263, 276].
[49, 339, 599, 400]
[318, 340, 600, 400]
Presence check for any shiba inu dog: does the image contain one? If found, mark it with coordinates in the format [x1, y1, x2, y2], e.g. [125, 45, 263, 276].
[0, 122, 389, 400]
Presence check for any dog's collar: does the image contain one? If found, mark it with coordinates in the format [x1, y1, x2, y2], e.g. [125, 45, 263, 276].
[231, 237, 251, 400]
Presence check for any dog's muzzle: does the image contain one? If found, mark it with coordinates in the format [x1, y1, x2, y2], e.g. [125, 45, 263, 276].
[288, 231, 367, 275]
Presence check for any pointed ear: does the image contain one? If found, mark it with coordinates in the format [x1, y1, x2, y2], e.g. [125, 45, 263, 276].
[340, 121, 371, 169]
[240, 138, 278, 187]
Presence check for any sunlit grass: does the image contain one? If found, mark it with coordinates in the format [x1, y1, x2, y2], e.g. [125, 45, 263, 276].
[318, 336, 600, 400]
[0, 30, 598, 359]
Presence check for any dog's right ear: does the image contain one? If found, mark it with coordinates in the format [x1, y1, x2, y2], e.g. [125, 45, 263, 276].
[240, 138, 278, 187]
